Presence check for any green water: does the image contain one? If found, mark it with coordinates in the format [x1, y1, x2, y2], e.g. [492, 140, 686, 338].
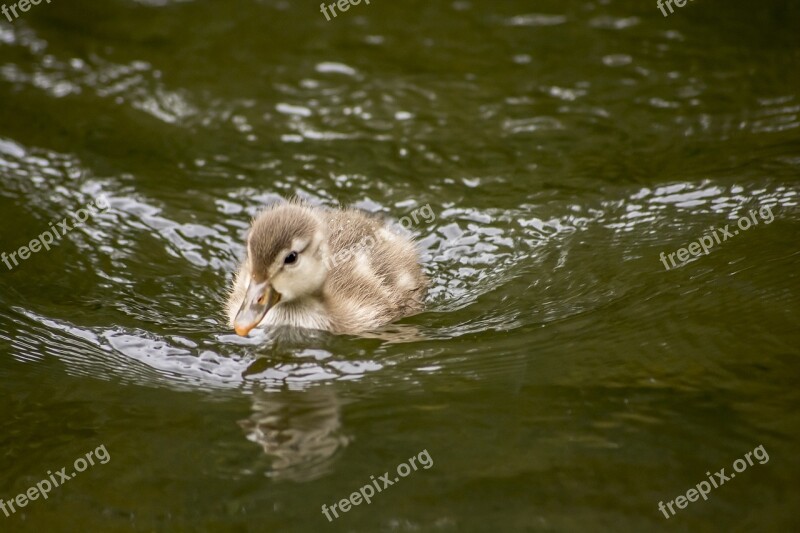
[1, 0, 799, 531]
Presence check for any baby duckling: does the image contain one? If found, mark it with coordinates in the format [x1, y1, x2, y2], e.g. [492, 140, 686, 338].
[226, 200, 428, 335]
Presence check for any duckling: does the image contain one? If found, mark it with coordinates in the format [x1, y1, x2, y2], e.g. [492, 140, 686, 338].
[226, 200, 428, 335]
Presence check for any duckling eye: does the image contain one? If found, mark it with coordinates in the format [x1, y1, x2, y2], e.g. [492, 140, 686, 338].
[284, 251, 298, 265]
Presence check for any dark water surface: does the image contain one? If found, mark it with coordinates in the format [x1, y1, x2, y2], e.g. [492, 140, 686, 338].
[1, 0, 798, 531]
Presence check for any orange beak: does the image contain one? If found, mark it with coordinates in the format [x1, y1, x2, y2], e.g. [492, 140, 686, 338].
[233, 280, 282, 336]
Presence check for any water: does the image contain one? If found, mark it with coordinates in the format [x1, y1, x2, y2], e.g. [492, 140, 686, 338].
[1, 0, 798, 531]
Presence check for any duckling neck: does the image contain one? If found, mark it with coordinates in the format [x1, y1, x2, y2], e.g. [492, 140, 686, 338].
[260, 296, 332, 331]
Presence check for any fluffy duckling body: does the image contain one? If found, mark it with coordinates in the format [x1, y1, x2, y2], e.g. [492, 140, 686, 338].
[226, 201, 428, 335]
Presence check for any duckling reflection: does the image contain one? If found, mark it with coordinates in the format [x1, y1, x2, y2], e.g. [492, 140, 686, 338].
[239, 385, 348, 481]
[356, 323, 430, 343]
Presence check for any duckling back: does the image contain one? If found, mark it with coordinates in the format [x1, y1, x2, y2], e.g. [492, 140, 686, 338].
[322, 208, 428, 333]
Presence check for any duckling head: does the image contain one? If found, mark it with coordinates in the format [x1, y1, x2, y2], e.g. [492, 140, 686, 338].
[233, 204, 328, 336]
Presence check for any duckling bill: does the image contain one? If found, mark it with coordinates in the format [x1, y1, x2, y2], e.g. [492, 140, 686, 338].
[226, 200, 428, 335]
